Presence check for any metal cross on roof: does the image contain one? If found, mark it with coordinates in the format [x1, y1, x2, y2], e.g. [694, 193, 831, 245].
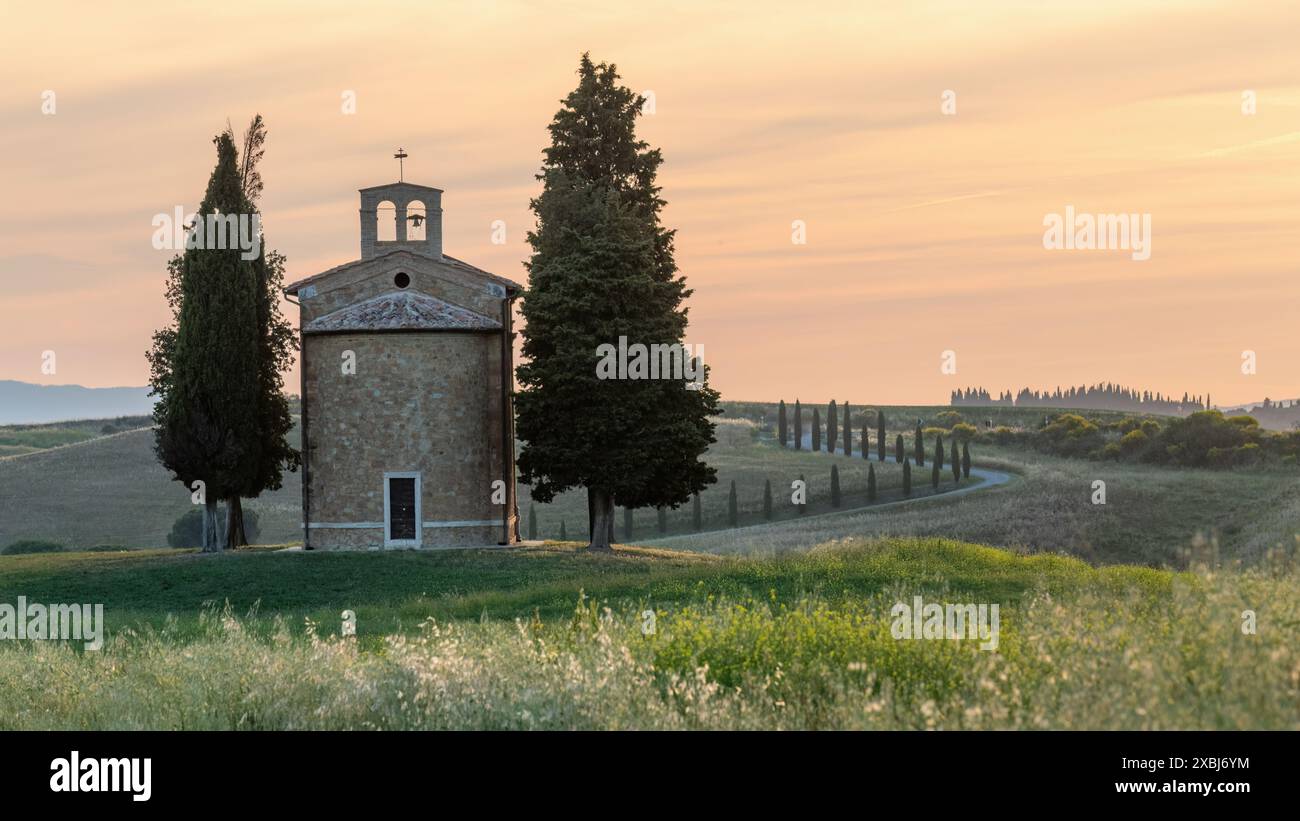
[394, 147, 408, 182]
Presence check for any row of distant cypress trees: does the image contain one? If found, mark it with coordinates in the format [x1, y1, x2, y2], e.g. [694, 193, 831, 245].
[779, 400, 891, 460]
[525, 442, 972, 540]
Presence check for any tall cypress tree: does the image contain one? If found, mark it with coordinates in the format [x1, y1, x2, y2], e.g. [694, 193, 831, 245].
[842, 402, 851, 456]
[867, 463, 877, 501]
[935, 433, 944, 473]
[962, 442, 971, 478]
[914, 423, 925, 466]
[895, 434, 905, 464]
[560, 519, 568, 541]
[812, 407, 821, 452]
[931, 453, 940, 490]
[150, 129, 283, 552]
[902, 458, 912, 496]
[951, 439, 960, 482]
[830, 464, 841, 507]
[862, 416, 870, 460]
[827, 400, 837, 454]
[515, 55, 718, 551]
[877, 409, 886, 461]
[763, 478, 773, 520]
[794, 400, 802, 450]
[778, 400, 788, 447]
[727, 480, 738, 527]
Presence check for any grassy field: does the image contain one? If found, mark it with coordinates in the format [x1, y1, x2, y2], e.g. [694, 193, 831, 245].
[0, 538, 1295, 729]
[0, 415, 979, 551]
[2, 406, 1297, 569]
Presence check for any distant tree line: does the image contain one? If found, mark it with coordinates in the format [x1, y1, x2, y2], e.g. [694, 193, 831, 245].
[952, 383, 1209, 415]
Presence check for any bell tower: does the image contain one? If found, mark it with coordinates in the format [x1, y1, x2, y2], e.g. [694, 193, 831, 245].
[358, 160, 443, 261]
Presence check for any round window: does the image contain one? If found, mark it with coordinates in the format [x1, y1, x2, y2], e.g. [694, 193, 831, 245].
[394, 272, 410, 288]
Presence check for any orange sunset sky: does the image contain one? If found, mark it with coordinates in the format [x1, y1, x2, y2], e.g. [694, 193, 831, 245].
[2, 0, 1298, 407]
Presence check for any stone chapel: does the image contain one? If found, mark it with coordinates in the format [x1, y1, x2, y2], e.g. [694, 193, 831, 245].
[284, 178, 521, 549]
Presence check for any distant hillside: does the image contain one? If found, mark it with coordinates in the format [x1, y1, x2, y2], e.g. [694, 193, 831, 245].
[1219, 398, 1300, 432]
[0, 380, 154, 424]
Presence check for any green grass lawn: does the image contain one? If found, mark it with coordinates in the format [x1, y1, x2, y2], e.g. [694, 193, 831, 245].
[0, 536, 1159, 640]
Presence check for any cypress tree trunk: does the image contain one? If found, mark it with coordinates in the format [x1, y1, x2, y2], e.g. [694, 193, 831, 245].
[588, 487, 614, 551]
[225, 496, 248, 548]
[202, 497, 222, 553]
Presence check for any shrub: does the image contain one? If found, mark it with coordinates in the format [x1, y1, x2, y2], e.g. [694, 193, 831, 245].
[1119, 429, 1148, 455]
[950, 422, 979, 442]
[2, 539, 63, 555]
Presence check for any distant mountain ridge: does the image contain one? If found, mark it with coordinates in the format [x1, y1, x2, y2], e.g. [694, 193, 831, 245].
[0, 380, 154, 425]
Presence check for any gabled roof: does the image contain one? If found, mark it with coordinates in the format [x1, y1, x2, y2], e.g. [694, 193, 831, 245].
[303, 290, 501, 334]
[284, 249, 522, 297]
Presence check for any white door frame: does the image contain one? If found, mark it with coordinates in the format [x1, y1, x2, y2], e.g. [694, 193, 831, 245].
[383, 471, 422, 548]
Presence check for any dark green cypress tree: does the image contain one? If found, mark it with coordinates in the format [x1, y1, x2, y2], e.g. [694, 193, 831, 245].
[902, 458, 912, 496]
[867, 463, 877, 501]
[895, 434, 904, 464]
[763, 478, 773, 520]
[794, 400, 802, 450]
[812, 407, 822, 452]
[827, 400, 837, 454]
[862, 416, 870, 460]
[150, 130, 269, 552]
[842, 402, 851, 456]
[727, 480, 738, 527]
[915, 423, 925, 466]
[952, 439, 960, 482]
[693, 492, 702, 531]
[830, 464, 841, 507]
[624, 506, 634, 540]
[778, 400, 788, 447]
[877, 409, 886, 461]
[962, 442, 971, 478]
[935, 433, 944, 473]
[657, 506, 668, 534]
[514, 54, 719, 552]
[560, 519, 568, 541]
[931, 454, 940, 490]
[528, 505, 537, 540]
